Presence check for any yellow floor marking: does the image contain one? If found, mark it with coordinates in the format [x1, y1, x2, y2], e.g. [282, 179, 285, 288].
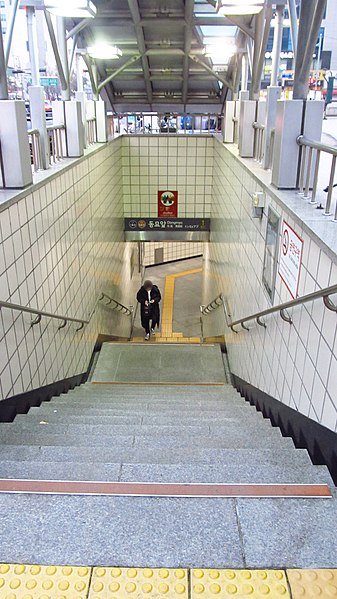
[287, 569, 337, 598]
[161, 267, 203, 338]
[0, 563, 91, 597]
[191, 569, 290, 598]
[89, 567, 188, 599]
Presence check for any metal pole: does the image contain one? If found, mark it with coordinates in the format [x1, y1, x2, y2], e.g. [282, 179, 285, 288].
[250, 9, 263, 99]
[91, 63, 99, 100]
[26, 7, 40, 86]
[315, 31, 323, 96]
[0, 11, 8, 99]
[287, 0, 298, 57]
[271, 4, 284, 87]
[56, 16, 70, 100]
[44, 10, 68, 91]
[293, 0, 327, 100]
[241, 53, 248, 91]
[76, 53, 83, 92]
[4, 0, 20, 68]
[251, 5, 273, 100]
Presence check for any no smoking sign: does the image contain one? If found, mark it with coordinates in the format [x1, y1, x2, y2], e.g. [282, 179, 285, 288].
[278, 221, 303, 298]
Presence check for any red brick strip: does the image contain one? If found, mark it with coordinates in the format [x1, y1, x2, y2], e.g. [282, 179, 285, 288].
[0, 480, 331, 497]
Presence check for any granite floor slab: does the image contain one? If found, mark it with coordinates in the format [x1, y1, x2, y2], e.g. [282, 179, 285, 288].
[0, 494, 244, 567]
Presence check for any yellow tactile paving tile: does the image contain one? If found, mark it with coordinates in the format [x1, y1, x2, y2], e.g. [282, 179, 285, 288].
[0, 563, 91, 598]
[191, 569, 290, 598]
[287, 569, 337, 598]
[89, 567, 188, 599]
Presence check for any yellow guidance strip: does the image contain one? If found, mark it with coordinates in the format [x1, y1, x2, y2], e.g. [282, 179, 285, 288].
[287, 569, 337, 598]
[191, 569, 290, 598]
[89, 567, 188, 599]
[0, 563, 91, 598]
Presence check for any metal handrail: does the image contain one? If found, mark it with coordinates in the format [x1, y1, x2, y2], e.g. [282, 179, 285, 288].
[297, 135, 337, 215]
[229, 283, 337, 333]
[200, 294, 225, 315]
[0, 293, 133, 334]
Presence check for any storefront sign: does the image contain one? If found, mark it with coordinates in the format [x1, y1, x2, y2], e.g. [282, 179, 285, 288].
[278, 220, 303, 298]
[158, 190, 178, 217]
[125, 217, 210, 232]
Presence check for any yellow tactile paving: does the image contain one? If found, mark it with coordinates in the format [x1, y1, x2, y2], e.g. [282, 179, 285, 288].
[89, 567, 188, 599]
[287, 569, 337, 598]
[0, 563, 92, 598]
[191, 569, 291, 598]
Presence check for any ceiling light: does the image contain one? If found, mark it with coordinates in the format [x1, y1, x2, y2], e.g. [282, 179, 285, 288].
[87, 44, 122, 59]
[217, 0, 264, 15]
[206, 41, 236, 64]
[44, 0, 96, 17]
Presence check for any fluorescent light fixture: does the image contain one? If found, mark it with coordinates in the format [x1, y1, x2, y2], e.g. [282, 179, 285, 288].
[44, 0, 96, 17]
[87, 44, 122, 59]
[217, 0, 264, 15]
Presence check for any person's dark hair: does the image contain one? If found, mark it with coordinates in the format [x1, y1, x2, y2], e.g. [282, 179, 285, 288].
[143, 280, 153, 291]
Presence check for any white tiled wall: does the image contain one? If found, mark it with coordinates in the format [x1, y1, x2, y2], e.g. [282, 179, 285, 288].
[0, 140, 141, 400]
[143, 242, 204, 266]
[203, 138, 337, 433]
[122, 135, 213, 218]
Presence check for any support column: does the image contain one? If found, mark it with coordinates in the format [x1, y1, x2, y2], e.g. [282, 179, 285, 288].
[29, 86, 49, 169]
[262, 85, 281, 169]
[76, 53, 83, 92]
[0, 13, 8, 99]
[287, 0, 298, 57]
[239, 100, 257, 158]
[91, 63, 99, 101]
[95, 100, 107, 143]
[75, 90, 87, 148]
[0, 101, 33, 187]
[293, 0, 327, 100]
[26, 7, 40, 86]
[56, 16, 70, 100]
[223, 101, 236, 143]
[64, 101, 84, 157]
[271, 100, 303, 188]
[241, 53, 248, 92]
[271, 5, 284, 87]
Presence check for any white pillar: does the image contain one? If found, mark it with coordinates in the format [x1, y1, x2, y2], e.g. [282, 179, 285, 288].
[52, 100, 67, 155]
[95, 100, 107, 142]
[76, 53, 83, 92]
[302, 100, 324, 189]
[239, 100, 257, 158]
[223, 100, 236, 143]
[75, 90, 87, 148]
[271, 5, 284, 87]
[241, 54, 248, 92]
[64, 101, 84, 157]
[271, 99, 303, 188]
[262, 85, 281, 169]
[29, 85, 49, 169]
[0, 101, 33, 187]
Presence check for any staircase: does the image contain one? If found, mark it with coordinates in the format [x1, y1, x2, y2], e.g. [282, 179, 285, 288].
[0, 343, 336, 567]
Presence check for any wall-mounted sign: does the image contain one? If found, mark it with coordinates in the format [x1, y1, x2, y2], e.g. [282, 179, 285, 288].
[278, 220, 303, 299]
[125, 217, 210, 232]
[262, 206, 280, 303]
[158, 190, 178, 217]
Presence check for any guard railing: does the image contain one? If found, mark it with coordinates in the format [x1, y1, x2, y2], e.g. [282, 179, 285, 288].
[0, 293, 134, 339]
[47, 124, 65, 163]
[86, 117, 97, 145]
[27, 128, 43, 172]
[200, 284, 337, 336]
[109, 112, 221, 135]
[253, 121, 265, 163]
[297, 135, 337, 217]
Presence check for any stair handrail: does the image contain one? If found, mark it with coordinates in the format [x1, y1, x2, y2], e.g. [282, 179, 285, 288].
[229, 283, 337, 332]
[0, 293, 134, 335]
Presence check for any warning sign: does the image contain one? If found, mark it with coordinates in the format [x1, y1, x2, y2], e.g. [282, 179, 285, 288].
[278, 220, 303, 298]
[158, 190, 178, 217]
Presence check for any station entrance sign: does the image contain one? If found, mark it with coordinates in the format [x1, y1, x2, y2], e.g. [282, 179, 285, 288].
[278, 220, 303, 298]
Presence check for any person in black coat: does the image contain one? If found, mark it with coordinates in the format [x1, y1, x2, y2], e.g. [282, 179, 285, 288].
[136, 280, 161, 340]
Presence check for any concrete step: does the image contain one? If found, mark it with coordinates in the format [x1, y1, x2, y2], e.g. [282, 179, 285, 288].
[6, 421, 280, 438]
[0, 461, 332, 485]
[0, 445, 312, 466]
[28, 405, 255, 417]
[0, 430, 293, 449]
[18, 413, 264, 426]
